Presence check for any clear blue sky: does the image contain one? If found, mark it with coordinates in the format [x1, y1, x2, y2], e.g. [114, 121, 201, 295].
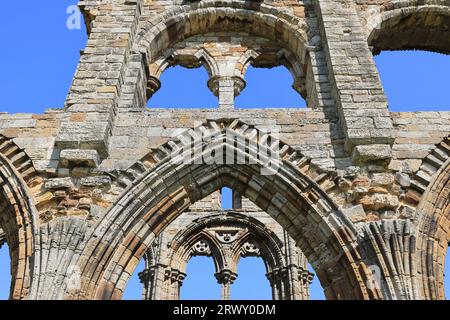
[0, 1, 449, 301]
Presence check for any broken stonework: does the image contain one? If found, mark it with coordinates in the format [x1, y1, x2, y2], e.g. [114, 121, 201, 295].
[380, 210, 396, 219]
[45, 177, 74, 190]
[352, 145, 392, 164]
[371, 173, 395, 187]
[343, 204, 367, 223]
[60, 149, 99, 168]
[80, 176, 112, 187]
[370, 194, 400, 210]
[399, 206, 416, 219]
[358, 194, 400, 211]
[388, 159, 422, 173]
[395, 172, 411, 188]
[343, 166, 360, 179]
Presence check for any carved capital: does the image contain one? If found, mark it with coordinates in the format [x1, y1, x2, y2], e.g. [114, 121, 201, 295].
[215, 269, 238, 285]
[207, 76, 246, 97]
[147, 76, 161, 99]
[164, 268, 187, 285]
[138, 267, 156, 284]
[298, 268, 315, 285]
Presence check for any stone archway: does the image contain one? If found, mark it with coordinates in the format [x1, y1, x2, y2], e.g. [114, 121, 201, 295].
[0, 135, 38, 300]
[139, 211, 312, 300]
[69, 120, 380, 301]
[134, 1, 310, 65]
[416, 156, 450, 299]
[133, 1, 317, 108]
[367, 2, 450, 54]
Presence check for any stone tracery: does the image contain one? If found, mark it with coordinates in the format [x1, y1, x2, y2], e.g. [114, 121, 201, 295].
[139, 210, 314, 300]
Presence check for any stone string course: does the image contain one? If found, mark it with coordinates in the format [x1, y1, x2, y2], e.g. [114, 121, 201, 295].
[0, 0, 448, 300]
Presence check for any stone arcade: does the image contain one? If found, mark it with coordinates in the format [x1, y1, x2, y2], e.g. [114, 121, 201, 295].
[0, 0, 449, 300]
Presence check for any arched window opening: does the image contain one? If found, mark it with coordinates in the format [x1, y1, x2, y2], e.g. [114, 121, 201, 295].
[374, 51, 450, 111]
[369, 10, 450, 55]
[122, 258, 145, 300]
[232, 257, 271, 300]
[147, 66, 218, 108]
[235, 66, 307, 108]
[307, 264, 325, 300]
[181, 256, 221, 300]
[221, 188, 242, 210]
[221, 187, 233, 210]
[0, 243, 11, 300]
[445, 244, 450, 300]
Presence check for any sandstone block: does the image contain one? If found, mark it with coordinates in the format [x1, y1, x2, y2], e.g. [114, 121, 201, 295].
[371, 194, 399, 210]
[352, 144, 392, 164]
[45, 178, 74, 190]
[80, 176, 112, 187]
[343, 205, 366, 223]
[60, 149, 100, 168]
[371, 173, 394, 187]
[395, 172, 411, 188]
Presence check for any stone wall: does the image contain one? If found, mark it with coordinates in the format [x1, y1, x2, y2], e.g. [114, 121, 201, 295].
[0, 0, 448, 300]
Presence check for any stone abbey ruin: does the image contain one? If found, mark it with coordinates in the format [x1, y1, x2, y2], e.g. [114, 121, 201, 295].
[0, 0, 449, 300]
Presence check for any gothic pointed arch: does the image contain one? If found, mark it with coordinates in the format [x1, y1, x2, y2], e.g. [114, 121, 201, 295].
[415, 147, 450, 299]
[0, 135, 39, 300]
[168, 212, 285, 275]
[134, 1, 310, 65]
[66, 120, 381, 301]
[142, 211, 306, 300]
[134, 1, 315, 106]
[399, 135, 450, 209]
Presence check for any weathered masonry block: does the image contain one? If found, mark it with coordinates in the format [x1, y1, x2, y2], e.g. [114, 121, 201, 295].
[0, 0, 449, 300]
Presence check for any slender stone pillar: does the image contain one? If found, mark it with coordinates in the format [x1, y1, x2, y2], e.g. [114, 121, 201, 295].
[208, 76, 246, 110]
[266, 272, 280, 300]
[298, 268, 315, 300]
[232, 191, 242, 210]
[139, 267, 155, 300]
[164, 269, 187, 300]
[215, 269, 238, 300]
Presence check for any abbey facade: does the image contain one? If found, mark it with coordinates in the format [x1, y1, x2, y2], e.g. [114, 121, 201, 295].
[0, 0, 449, 300]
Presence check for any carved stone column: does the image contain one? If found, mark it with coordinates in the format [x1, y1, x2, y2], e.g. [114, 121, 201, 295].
[147, 76, 161, 101]
[140, 263, 186, 300]
[208, 76, 246, 110]
[298, 268, 315, 300]
[139, 266, 156, 300]
[358, 220, 419, 300]
[266, 272, 280, 300]
[215, 269, 238, 300]
[266, 268, 288, 300]
[282, 232, 314, 300]
[165, 268, 187, 300]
